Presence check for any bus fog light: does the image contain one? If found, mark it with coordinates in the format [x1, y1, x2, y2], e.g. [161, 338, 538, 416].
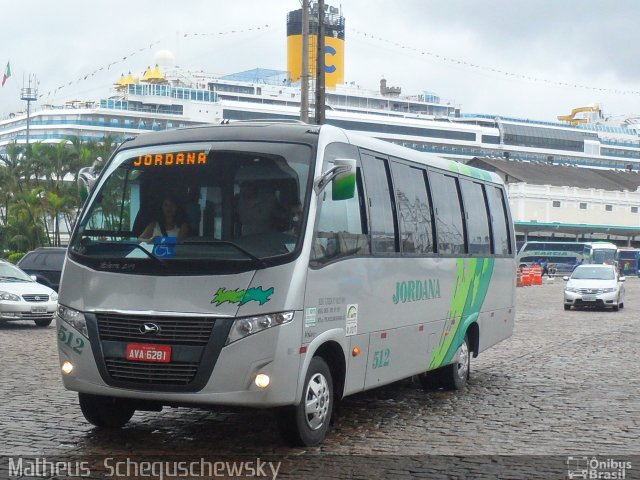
[255, 373, 270, 389]
[61, 361, 74, 375]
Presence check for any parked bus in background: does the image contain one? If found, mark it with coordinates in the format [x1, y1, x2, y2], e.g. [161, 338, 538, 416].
[517, 241, 587, 275]
[56, 122, 516, 446]
[583, 242, 618, 265]
[616, 248, 640, 277]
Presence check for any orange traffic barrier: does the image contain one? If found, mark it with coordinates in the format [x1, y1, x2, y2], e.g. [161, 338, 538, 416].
[522, 268, 532, 286]
[532, 272, 543, 285]
[536, 266, 545, 285]
[516, 269, 524, 287]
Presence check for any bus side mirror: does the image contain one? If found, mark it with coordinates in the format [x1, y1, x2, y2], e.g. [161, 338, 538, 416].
[78, 168, 96, 201]
[619, 276, 626, 282]
[314, 158, 356, 200]
[78, 158, 102, 202]
[562, 276, 569, 281]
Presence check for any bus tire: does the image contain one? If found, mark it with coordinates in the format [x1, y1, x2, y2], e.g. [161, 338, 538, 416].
[78, 393, 135, 428]
[441, 335, 471, 391]
[564, 304, 571, 311]
[276, 356, 333, 447]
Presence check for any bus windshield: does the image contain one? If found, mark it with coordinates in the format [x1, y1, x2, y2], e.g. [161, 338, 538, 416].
[69, 141, 314, 274]
[592, 248, 616, 264]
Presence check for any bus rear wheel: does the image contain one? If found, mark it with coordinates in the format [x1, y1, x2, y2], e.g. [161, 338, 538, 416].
[276, 356, 333, 447]
[421, 336, 471, 391]
[79, 393, 135, 428]
[441, 335, 471, 390]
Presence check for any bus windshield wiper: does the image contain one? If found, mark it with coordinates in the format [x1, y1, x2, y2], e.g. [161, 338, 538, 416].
[81, 238, 166, 266]
[126, 243, 166, 265]
[181, 239, 268, 269]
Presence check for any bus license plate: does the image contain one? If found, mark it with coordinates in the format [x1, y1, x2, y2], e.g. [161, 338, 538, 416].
[126, 344, 172, 363]
[582, 295, 596, 302]
[31, 306, 47, 313]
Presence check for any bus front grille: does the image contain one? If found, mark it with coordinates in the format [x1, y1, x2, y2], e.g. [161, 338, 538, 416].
[104, 358, 199, 385]
[96, 313, 215, 346]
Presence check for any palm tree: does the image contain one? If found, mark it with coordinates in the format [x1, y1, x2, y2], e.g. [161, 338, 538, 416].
[0, 136, 120, 250]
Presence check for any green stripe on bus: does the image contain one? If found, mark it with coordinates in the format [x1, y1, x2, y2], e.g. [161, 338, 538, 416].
[429, 257, 494, 369]
[446, 160, 493, 181]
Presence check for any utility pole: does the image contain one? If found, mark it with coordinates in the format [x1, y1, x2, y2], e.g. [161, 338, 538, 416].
[300, 0, 310, 123]
[314, 0, 326, 125]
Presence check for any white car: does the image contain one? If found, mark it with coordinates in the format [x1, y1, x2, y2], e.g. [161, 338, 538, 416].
[563, 264, 625, 311]
[0, 259, 58, 327]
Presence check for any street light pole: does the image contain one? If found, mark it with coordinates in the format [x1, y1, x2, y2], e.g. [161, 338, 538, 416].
[20, 75, 38, 149]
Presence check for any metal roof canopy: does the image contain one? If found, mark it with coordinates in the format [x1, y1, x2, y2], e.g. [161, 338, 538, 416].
[515, 221, 640, 238]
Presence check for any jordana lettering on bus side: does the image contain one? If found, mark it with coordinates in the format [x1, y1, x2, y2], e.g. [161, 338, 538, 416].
[393, 279, 441, 304]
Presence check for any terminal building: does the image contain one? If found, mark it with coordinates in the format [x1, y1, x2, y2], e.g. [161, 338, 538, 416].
[468, 157, 640, 245]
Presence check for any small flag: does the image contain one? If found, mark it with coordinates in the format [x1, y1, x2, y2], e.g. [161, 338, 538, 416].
[2, 61, 10, 87]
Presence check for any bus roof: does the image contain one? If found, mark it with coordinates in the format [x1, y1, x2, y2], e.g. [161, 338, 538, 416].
[115, 122, 504, 186]
[340, 127, 504, 184]
[585, 241, 618, 249]
[118, 122, 323, 151]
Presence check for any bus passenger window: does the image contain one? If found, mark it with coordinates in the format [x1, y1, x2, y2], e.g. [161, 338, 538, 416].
[429, 171, 467, 255]
[390, 161, 435, 255]
[460, 180, 492, 256]
[361, 154, 398, 254]
[311, 170, 369, 266]
[486, 186, 512, 255]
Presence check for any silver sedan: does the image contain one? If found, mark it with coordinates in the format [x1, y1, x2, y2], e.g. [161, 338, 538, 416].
[563, 264, 625, 311]
[0, 260, 58, 327]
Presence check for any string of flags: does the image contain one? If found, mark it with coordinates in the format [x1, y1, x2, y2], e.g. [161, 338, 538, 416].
[182, 24, 270, 38]
[37, 24, 272, 100]
[350, 28, 640, 96]
[38, 40, 163, 99]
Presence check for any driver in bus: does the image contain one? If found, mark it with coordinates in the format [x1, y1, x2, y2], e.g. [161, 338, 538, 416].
[236, 180, 287, 236]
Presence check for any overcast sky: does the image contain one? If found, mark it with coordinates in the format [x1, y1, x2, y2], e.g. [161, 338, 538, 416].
[2, 0, 640, 123]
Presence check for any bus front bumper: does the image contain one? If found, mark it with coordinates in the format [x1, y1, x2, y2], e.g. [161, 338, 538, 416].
[57, 314, 303, 408]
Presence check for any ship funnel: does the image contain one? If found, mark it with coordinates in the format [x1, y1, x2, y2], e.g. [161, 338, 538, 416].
[286, 2, 345, 89]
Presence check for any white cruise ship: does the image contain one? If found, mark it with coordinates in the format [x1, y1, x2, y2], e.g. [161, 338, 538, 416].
[2, 2, 640, 171]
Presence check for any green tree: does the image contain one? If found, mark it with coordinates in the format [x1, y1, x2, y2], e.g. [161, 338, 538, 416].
[0, 136, 119, 251]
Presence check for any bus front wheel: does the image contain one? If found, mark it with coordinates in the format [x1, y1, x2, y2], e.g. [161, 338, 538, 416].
[78, 393, 135, 428]
[276, 356, 333, 447]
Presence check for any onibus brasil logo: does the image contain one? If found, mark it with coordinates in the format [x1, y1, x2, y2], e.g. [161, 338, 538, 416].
[211, 287, 274, 306]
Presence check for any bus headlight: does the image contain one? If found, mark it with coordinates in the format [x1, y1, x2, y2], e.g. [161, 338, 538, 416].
[57, 305, 88, 338]
[226, 312, 294, 345]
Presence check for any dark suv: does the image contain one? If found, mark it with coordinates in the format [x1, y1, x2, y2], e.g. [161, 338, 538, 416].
[17, 247, 66, 292]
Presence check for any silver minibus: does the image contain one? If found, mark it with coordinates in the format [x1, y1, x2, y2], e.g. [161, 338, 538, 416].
[57, 122, 516, 445]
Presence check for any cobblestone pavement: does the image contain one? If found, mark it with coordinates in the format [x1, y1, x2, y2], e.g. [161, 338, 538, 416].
[1, 279, 639, 476]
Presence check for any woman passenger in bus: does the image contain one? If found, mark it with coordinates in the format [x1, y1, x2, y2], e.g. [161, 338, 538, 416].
[138, 195, 189, 242]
